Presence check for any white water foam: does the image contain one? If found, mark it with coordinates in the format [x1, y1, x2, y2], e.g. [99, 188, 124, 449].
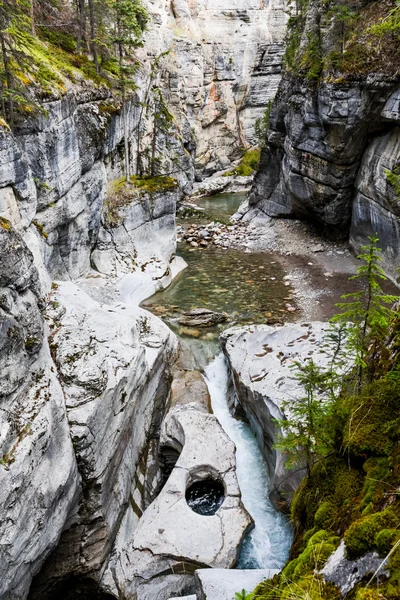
[204, 353, 292, 569]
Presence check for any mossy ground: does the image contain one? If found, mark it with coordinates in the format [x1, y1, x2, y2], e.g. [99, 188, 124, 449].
[252, 371, 400, 600]
[223, 148, 261, 177]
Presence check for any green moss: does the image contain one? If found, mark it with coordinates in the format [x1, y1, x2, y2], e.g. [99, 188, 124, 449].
[0, 217, 12, 231]
[342, 379, 400, 457]
[314, 501, 337, 530]
[355, 590, 384, 600]
[254, 573, 340, 600]
[344, 506, 399, 559]
[32, 220, 49, 239]
[375, 529, 400, 556]
[129, 175, 178, 193]
[223, 148, 261, 177]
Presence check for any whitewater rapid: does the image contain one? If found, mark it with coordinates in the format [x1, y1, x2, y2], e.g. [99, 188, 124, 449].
[204, 353, 292, 569]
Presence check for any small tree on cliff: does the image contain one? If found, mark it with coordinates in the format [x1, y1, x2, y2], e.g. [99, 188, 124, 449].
[331, 234, 399, 388]
[274, 359, 333, 477]
[111, 0, 149, 180]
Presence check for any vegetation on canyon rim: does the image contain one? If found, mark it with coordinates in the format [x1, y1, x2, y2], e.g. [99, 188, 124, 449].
[284, 0, 400, 80]
[246, 237, 400, 599]
[0, 0, 149, 126]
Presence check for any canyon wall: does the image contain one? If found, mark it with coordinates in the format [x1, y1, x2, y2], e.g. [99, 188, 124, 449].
[0, 1, 289, 598]
[144, 0, 287, 176]
[246, 0, 400, 283]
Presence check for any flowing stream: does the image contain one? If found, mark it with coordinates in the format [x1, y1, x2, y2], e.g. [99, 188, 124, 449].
[205, 353, 292, 569]
[145, 192, 293, 569]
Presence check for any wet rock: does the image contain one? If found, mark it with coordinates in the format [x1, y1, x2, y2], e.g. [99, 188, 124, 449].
[178, 308, 228, 328]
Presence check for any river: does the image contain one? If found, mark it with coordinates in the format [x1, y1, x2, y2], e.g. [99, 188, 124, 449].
[143, 192, 294, 570]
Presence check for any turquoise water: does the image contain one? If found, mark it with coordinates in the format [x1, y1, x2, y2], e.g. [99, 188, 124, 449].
[206, 354, 292, 570]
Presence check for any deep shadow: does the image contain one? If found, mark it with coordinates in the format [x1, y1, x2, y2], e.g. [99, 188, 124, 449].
[185, 478, 225, 516]
[159, 443, 182, 481]
[29, 576, 117, 600]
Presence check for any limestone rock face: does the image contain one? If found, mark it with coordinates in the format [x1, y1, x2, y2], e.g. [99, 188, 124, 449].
[26, 282, 178, 597]
[248, 76, 399, 235]
[143, 0, 287, 177]
[221, 322, 332, 498]
[0, 224, 79, 600]
[350, 118, 400, 283]
[244, 0, 400, 278]
[91, 186, 179, 286]
[102, 370, 252, 600]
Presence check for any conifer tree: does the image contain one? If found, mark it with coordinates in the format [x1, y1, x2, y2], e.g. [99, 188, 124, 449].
[274, 359, 333, 476]
[331, 234, 399, 387]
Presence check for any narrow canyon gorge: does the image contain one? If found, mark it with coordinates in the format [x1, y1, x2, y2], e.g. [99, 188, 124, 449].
[1, 1, 399, 599]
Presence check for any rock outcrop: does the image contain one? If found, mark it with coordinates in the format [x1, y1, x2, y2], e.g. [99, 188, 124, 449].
[144, 0, 287, 176]
[221, 322, 332, 499]
[1, 278, 178, 600]
[100, 368, 252, 599]
[0, 225, 79, 600]
[245, 0, 400, 283]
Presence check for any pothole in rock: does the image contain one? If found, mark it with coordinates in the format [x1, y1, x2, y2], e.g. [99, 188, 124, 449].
[185, 478, 225, 516]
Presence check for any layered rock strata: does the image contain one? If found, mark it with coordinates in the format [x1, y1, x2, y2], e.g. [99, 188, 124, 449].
[143, 0, 287, 176]
[245, 0, 400, 283]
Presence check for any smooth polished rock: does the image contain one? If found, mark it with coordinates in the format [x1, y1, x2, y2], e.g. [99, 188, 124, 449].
[195, 568, 280, 600]
[221, 322, 332, 498]
[102, 375, 252, 599]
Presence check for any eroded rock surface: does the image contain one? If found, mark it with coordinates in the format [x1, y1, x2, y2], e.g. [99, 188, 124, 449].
[221, 322, 332, 498]
[178, 308, 228, 328]
[243, 0, 400, 281]
[27, 282, 178, 598]
[102, 368, 252, 599]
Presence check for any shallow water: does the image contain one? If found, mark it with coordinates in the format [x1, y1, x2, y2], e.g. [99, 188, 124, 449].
[182, 192, 246, 224]
[146, 193, 293, 569]
[144, 245, 295, 339]
[205, 354, 292, 569]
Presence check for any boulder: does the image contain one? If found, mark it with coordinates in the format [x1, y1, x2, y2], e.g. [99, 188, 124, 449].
[195, 569, 280, 600]
[178, 309, 228, 328]
[102, 371, 252, 599]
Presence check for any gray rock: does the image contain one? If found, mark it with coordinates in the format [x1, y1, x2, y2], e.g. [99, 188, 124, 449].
[243, 1, 400, 274]
[221, 322, 334, 498]
[178, 308, 228, 328]
[320, 540, 387, 596]
[102, 372, 252, 599]
[195, 569, 279, 600]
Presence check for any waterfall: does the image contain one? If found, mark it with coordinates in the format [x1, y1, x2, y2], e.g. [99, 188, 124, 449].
[204, 353, 292, 569]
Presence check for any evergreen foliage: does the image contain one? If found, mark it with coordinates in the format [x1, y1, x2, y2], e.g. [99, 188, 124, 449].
[0, 0, 149, 128]
[250, 239, 400, 599]
[254, 100, 273, 146]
